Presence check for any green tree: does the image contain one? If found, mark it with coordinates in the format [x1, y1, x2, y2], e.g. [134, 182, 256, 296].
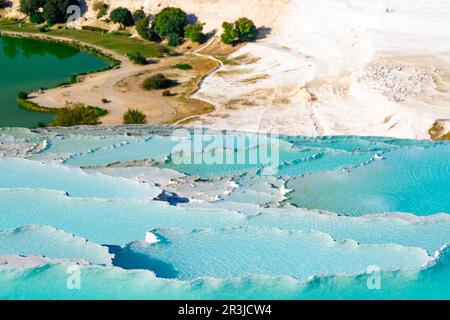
[153, 7, 187, 38]
[110, 7, 134, 27]
[184, 22, 205, 43]
[220, 18, 258, 45]
[133, 8, 146, 22]
[123, 108, 148, 124]
[52, 103, 102, 127]
[220, 22, 237, 45]
[19, 0, 44, 15]
[43, 0, 78, 25]
[135, 16, 150, 40]
[235, 17, 258, 41]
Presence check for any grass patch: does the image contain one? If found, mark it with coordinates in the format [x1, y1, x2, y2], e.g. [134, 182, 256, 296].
[174, 63, 193, 70]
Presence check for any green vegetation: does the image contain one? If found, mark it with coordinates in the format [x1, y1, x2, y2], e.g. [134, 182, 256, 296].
[110, 7, 134, 27]
[153, 7, 187, 38]
[221, 18, 258, 45]
[52, 103, 106, 126]
[132, 9, 147, 23]
[92, 1, 109, 19]
[0, 19, 165, 58]
[17, 99, 108, 127]
[19, 0, 43, 15]
[167, 32, 181, 47]
[235, 18, 259, 41]
[135, 16, 150, 40]
[18, 91, 29, 99]
[20, 0, 78, 25]
[127, 51, 147, 65]
[17, 99, 57, 113]
[174, 63, 193, 70]
[123, 108, 147, 124]
[29, 12, 45, 24]
[142, 74, 176, 90]
[44, 0, 78, 25]
[184, 22, 205, 43]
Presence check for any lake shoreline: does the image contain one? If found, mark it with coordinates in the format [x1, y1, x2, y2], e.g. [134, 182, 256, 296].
[0, 29, 220, 127]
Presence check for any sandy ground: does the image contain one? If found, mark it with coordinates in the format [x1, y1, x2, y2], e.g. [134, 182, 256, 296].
[22, 35, 219, 125]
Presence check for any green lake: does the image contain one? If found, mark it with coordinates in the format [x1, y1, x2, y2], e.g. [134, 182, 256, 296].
[0, 36, 110, 128]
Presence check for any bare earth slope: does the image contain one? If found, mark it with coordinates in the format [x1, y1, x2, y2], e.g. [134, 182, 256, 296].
[193, 0, 450, 139]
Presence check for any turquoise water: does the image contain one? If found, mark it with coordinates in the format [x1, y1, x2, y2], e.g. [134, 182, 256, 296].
[0, 128, 449, 299]
[0, 36, 110, 128]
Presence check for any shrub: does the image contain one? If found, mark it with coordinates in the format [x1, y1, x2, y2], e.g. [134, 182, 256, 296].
[174, 63, 193, 70]
[167, 32, 181, 47]
[162, 90, 173, 97]
[52, 103, 104, 127]
[92, 0, 108, 18]
[153, 7, 187, 38]
[135, 16, 150, 40]
[110, 7, 134, 27]
[38, 25, 48, 32]
[123, 108, 147, 124]
[184, 23, 205, 43]
[18, 91, 29, 99]
[127, 51, 147, 65]
[142, 74, 176, 90]
[97, 6, 108, 19]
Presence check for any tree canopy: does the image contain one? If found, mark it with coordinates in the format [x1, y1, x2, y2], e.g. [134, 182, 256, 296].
[153, 7, 187, 38]
[110, 7, 134, 27]
[184, 22, 205, 43]
[221, 18, 258, 45]
[19, 0, 44, 15]
[43, 0, 78, 25]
